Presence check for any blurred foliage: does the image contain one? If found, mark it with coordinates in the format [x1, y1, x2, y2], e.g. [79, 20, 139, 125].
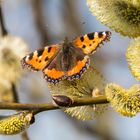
[0, 35, 28, 83]
[0, 79, 14, 102]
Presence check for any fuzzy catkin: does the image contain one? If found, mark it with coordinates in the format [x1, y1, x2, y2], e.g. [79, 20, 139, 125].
[126, 38, 140, 80]
[87, 0, 140, 37]
[49, 67, 108, 120]
[0, 35, 28, 83]
[0, 111, 34, 135]
[105, 83, 140, 117]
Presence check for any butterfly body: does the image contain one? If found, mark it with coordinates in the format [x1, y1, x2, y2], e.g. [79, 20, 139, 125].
[61, 38, 86, 71]
[21, 31, 111, 84]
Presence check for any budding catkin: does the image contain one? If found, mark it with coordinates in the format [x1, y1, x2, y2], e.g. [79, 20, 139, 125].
[105, 83, 140, 117]
[87, 0, 140, 37]
[0, 111, 34, 135]
[126, 38, 140, 81]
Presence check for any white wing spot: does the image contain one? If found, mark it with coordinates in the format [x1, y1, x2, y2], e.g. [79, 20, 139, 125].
[25, 55, 29, 61]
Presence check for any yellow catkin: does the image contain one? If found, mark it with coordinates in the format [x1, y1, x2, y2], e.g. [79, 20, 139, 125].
[49, 67, 108, 120]
[126, 38, 140, 80]
[0, 111, 34, 135]
[87, 0, 140, 37]
[105, 83, 140, 117]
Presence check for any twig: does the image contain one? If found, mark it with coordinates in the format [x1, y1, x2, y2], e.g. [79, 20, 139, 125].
[21, 132, 30, 140]
[0, 5, 8, 36]
[0, 96, 108, 114]
[11, 84, 19, 103]
[11, 84, 30, 140]
[11, 83, 30, 140]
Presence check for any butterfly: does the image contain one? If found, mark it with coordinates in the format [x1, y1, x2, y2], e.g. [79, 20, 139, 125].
[21, 31, 111, 84]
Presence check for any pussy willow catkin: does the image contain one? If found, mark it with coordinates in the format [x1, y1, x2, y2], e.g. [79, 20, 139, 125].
[49, 67, 108, 120]
[126, 38, 140, 81]
[0, 111, 34, 135]
[105, 83, 140, 117]
[87, 0, 140, 37]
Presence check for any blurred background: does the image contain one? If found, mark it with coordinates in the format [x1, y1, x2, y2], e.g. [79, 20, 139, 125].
[0, 0, 140, 140]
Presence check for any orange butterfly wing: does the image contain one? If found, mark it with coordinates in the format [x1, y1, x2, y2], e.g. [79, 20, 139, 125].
[43, 51, 66, 84]
[21, 45, 59, 71]
[66, 55, 90, 80]
[73, 31, 111, 54]
[43, 67, 65, 84]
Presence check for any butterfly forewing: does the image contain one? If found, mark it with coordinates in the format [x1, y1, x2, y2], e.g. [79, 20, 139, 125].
[73, 31, 111, 54]
[21, 45, 59, 71]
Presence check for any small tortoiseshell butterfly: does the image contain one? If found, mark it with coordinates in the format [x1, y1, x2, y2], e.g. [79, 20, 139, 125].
[21, 31, 111, 84]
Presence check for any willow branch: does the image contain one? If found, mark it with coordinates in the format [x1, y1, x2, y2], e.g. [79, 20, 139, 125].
[0, 5, 8, 36]
[11, 83, 30, 140]
[0, 96, 108, 114]
[21, 132, 30, 140]
[11, 84, 19, 103]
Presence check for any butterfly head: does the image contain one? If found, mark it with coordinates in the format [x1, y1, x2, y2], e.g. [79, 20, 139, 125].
[63, 37, 69, 43]
[62, 37, 74, 52]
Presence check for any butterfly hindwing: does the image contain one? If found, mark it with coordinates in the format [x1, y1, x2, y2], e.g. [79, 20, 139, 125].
[43, 67, 65, 84]
[43, 50, 65, 84]
[21, 45, 59, 71]
[67, 55, 90, 80]
[73, 31, 111, 54]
